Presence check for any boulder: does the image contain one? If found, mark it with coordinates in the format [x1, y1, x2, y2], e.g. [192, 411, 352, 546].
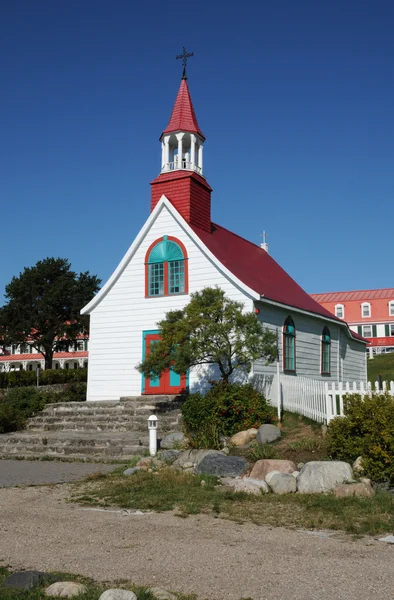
[196, 454, 248, 477]
[292, 471, 300, 479]
[3, 571, 55, 590]
[45, 581, 88, 597]
[157, 449, 180, 464]
[267, 473, 297, 495]
[256, 424, 281, 445]
[136, 457, 154, 469]
[219, 477, 269, 495]
[333, 479, 375, 498]
[265, 470, 282, 484]
[160, 432, 187, 450]
[297, 461, 354, 494]
[123, 467, 140, 476]
[249, 459, 296, 480]
[99, 590, 137, 600]
[230, 429, 258, 446]
[148, 587, 177, 600]
[172, 449, 224, 470]
[353, 456, 365, 475]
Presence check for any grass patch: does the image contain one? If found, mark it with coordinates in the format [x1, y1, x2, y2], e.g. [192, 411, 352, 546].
[0, 568, 196, 600]
[368, 352, 394, 384]
[71, 467, 394, 536]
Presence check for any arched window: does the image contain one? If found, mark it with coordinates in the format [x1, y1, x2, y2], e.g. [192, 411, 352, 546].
[361, 302, 371, 318]
[321, 326, 331, 375]
[145, 236, 188, 297]
[283, 317, 296, 372]
[389, 301, 394, 317]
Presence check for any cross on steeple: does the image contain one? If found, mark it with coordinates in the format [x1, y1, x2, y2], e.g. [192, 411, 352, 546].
[176, 46, 194, 80]
[261, 231, 268, 245]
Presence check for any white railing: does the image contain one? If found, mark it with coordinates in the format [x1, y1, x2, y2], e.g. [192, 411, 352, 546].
[162, 161, 202, 175]
[253, 372, 394, 425]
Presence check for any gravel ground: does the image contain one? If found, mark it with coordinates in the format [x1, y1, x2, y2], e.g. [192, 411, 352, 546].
[0, 484, 393, 600]
[0, 459, 117, 487]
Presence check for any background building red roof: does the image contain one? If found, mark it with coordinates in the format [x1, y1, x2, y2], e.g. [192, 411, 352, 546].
[311, 288, 394, 303]
[161, 79, 205, 140]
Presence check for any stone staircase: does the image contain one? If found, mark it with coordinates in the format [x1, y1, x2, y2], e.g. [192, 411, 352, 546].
[0, 396, 184, 462]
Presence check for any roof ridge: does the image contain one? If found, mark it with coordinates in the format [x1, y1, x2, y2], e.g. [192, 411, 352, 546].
[312, 287, 394, 296]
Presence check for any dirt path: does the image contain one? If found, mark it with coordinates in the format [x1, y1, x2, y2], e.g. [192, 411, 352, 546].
[0, 485, 393, 600]
[0, 460, 117, 487]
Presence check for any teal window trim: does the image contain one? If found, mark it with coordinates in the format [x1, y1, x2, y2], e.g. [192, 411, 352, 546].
[146, 236, 187, 297]
[283, 317, 296, 372]
[321, 327, 331, 375]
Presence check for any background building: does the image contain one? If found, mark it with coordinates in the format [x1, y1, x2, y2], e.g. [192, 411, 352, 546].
[311, 289, 394, 356]
[0, 337, 88, 371]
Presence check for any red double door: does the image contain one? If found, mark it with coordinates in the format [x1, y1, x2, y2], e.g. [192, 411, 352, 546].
[142, 331, 187, 395]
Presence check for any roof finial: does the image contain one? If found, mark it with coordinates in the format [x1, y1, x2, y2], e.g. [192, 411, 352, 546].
[176, 46, 194, 80]
[260, 231, 269, 253]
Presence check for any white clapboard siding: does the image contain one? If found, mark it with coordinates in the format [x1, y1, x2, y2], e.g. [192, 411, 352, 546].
[86, 204, 254, 401]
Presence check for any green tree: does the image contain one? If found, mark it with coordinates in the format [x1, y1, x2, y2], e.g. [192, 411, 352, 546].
[0, 258, 101, 370]
[139, 287, 277, 383]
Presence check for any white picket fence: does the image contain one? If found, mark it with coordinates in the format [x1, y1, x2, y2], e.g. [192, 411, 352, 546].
[253, 372, 394, 424]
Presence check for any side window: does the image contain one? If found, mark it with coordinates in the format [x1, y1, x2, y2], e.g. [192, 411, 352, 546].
[321, 327, 331, 375]
[283, 317, 296, 372]
[335, 304, 344, 319]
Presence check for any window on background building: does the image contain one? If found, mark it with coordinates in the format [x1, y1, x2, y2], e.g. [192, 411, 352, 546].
[76, 341, 84, 351]
[389, 301, 394, 317]
[335, 304, 344, 318]
[361, 303, 371, 318]
[385, 324, 394, 337]
[283, 317, 296, 372]
[20, 343, 27, 354]
[363, 325, 372, 338]
[321, 327, 331, 375]
[145, 236, 188, 297]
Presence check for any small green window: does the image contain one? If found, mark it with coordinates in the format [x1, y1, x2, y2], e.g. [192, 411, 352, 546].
[283, 317, 296, 372]
[321, 326, 331, 375]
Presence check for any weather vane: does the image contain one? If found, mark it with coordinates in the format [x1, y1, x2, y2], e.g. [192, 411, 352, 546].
[176, 46, 194, 80]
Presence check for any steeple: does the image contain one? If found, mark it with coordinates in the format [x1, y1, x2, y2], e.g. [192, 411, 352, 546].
[151, 54, 212, 233]
[160, 78, 205, 175]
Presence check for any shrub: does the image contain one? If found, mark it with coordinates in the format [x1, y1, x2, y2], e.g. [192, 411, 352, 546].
[182, 381, 274, 449]
[0, 367, 87, 388]
[0, 387, 47, 433]
[327, 392, 394, 483]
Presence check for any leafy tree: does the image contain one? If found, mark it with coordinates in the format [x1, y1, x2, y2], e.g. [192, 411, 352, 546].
[0, 258, 101, 369]
[139, 287, 278, 383]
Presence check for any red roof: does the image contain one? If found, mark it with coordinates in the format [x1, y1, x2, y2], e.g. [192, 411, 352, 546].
[0, 351, 88, 362]
[366, 337, 394, 348]
[192, 222, 365, 342]
[311, 288, 394, 303]
[162, 79, 205, 140]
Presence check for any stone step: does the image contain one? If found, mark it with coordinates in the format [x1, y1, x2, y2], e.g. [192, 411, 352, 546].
[40, 403, 183, 418]
[26, 423, 177, 433]
[27, 413, 181, 425]
[0, 431, 149, 446]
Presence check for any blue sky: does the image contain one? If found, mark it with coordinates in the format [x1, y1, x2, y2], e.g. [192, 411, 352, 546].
[1, 0, 393, 303]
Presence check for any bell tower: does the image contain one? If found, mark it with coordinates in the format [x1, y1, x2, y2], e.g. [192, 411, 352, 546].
[150, 48, 212, 233]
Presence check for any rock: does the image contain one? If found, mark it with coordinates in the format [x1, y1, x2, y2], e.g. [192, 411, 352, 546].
[221, 446, 230, 455]
[123, 467, 140, 476]
[292, 471, 300, 478]
[99, 591, 137, 600]
[160, 432, 186, 450]
[157, 449, 180, 464]
[265, 470, 282, 484]
[3, 571, 55, 590]
[196, 454, 248, 477]
[172, 449, 224, 470]
[353, 456, 365, 475]
[249, 459, 296, 480]
[256, 424, 281, 445]
[182, 462, 194, 469]
[297, 461, 354, 494]
[333, 480, 375, 498]
[267, 473, 297, 494]
[230, 428, 258, 446]
[136, 457, 154, 469]
[297, 462, 305, 470]
[45, 581, 88, 597]
[148, 587, 177, 600]
[220, 477, 269, 495]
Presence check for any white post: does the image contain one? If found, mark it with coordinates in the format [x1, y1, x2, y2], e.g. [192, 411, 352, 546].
[163, 136, 170, 171]
[36, 365, 40, 388]
[148, 415, 158, 456]
[190, 134, 196, 170]
[276, 360, 281, 422]
[161, 141, 165, 170]
[198, 142, 203, 174]
[176, 133, 184, 169]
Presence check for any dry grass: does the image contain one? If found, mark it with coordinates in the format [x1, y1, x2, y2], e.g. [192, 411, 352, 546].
[71, 467, 394, 536]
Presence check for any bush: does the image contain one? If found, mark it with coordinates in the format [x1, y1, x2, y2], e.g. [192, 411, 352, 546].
[327, 392, 394, 483]
[0, 387, 47, 432]
[0, 382, 87, 433]
[182, 381, 274, 449]
[0, 367, 87, 388]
